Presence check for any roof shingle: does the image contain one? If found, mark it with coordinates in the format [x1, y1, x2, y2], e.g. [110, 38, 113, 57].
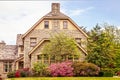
[0, 42, 18, 60]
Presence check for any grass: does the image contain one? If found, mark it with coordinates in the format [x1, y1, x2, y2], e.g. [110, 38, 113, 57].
[6, 77, 120, 80]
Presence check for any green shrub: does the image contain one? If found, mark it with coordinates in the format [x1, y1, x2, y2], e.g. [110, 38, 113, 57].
[98, 71, 104, 77]
[100, 68, 114, 77]
[72, 61, 100, 77]
[33, 62, 49, 77]
[7, 68, 31, 78]
[103, 71, 113, 77]
[20, 71, 26, 77]
[7, 71, 15, 78]
[112, 68, 120, 76]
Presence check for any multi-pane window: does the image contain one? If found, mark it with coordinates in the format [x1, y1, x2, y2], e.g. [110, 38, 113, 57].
[44, 21, 49, 29]
[37, 55, 42, 60]
[37, 54, 49, 64]
[30, 38, 37, 47]
[68, 55, 79, 61]
[63, 21, 68, 29]
[3, 62, 12, 72]
[50, 55, 55, 63]
[37, 54, 79, 64]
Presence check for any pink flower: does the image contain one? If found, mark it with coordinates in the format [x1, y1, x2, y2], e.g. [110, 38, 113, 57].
[48, 61, 73, 77]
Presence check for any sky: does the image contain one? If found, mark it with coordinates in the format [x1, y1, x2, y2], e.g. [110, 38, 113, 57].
[0, 0, 120, 45]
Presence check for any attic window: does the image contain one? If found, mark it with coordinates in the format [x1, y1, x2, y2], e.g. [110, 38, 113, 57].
[63, 21, 68, 29]
[30, 37, 37, 47]
[44, 21, 49, 29]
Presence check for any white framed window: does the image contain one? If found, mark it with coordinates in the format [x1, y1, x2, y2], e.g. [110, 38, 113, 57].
[3, 62, 12, 72]
[37, 54, 49, 64]
[30, 37, 37, 47]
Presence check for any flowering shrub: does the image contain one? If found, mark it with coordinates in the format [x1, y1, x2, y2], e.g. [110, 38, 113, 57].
[72, 61, 100, 76]
[15, 70, 20, 77]
[7, 67, 30, 78]
[20, 68, 30, 77]
[48, 61, 73, 77]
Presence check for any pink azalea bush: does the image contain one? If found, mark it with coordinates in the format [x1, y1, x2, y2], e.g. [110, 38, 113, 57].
[48, 61, 73, 77]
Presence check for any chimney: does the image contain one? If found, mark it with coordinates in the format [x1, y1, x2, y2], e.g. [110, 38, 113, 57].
[52, 3, 60, 15]
[0, 40, 6, 48]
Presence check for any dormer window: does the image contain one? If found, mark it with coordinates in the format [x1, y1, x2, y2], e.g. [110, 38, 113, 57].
[30, 37, 37, 47]
[63, 21, 68, 29]
[44, 21, 49, 29]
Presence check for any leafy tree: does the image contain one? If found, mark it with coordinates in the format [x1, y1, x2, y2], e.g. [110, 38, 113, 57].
[86, 24, 118, 68]
[42, 33, 80, 62]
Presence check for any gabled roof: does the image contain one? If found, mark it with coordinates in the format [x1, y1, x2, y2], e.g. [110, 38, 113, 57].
[28, 38, 49, 55]
[22, 3, 88, 39]
[28, 38, 87, 56]
[76, 43, 87, 55]
[0, 44, 18, 60]
[14, 56, 24, 62]
[29, 38, 49, 56]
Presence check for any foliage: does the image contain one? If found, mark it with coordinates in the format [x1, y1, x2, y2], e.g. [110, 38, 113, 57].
[72, 61, 100, 76]
[7, 71, 15, 78]
[103, 72, 113, 77]
[7, 68, 30, 78]
[15, 70, 21, 77]
[99, 68, 120, 77]
[33, 62, 49, 77]
[100, 68, 114, 77]
[20, 68, 30, 77]
[86, 24, 119, 68]
[48, 61, 73, 77]
[42, 33, 80, 62]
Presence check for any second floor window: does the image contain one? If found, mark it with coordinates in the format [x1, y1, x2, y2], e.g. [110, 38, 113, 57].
[63, 21, 68, 29]
[30, 38, 37, 47]
[44, 21, 49, 29]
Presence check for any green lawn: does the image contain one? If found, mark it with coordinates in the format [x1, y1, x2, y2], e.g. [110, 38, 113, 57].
[6, 77, 120, 80]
